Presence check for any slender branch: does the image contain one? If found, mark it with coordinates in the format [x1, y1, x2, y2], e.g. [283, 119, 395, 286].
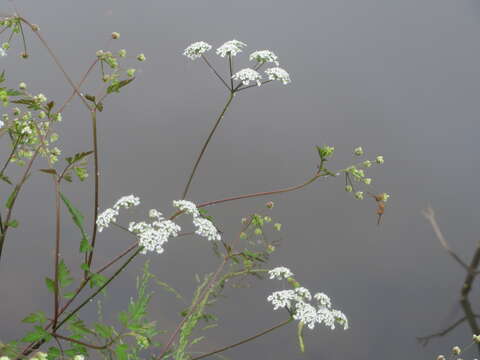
[181, 92, 235, 199]
[201, 55, 230, 90]
[191, 318, 292, 360]
[228, 54, 233, 90]
[0, 134, 23, 176]
[52, 178, 61, 330]
[461, 241, 480, 298]
[422, 207, 471, 272]
[86, 110, 100, 273]
[236, 79, 273, 92]
[198, 170, 324, 209]
[52, 333, 113, 350]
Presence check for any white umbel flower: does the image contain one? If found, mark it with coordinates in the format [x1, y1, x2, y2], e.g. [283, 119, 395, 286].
[294, 287, 312, 301]
[216, 39, 246, 57]
[249, 50, 279, 66]
[183, 41, 212, 60]
[267, 289, 297, 310]
[97, 208, 118, 233]
[0, 119, 4, 128]
[173, 200, 200, 218]
[97, 194, 140, 232]
[269, 266, 294, 280]
[232, 68, 262, 86]
[113, 194, 140, 210]
[129, 218, 181, 255]
[293, 301, 318, 329]
[0, 48, 6, 57]
[265, 67, 291, 85]
[193, 217, 221, 241]
[314, 292, 332, 308]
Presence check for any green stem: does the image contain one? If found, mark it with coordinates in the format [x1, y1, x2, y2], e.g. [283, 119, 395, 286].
[190, 318, 293, 360]
[181, 92, 235, 199]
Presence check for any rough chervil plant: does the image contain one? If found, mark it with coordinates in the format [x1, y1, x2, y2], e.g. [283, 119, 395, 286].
[0, 11, 391, 360]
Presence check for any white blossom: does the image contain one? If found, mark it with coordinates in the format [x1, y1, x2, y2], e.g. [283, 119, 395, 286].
[314, 292, 331, 308]
[232, 68, 262, 86]
[0, 119, 4, 128]
[269, 266, 294, 280]
[265, 67, 291, 85]
[216, 39, 246, 57]
[0, 48, 6, 57]
[113, 194, 140, 210]
[249, 50, 279, 66]
[173, 199, 200, 218]
[183, 41, 212, 60]
[267, 289, 297, 310]
[294, 287, 312, 301]
[193, 216, 221, 241]
[267, 269, 348, 331]
[73, 356, 85, 360]
[293, 301, 318, 329]
[129, 219, 181, 255]
[97, 208, 118, 232]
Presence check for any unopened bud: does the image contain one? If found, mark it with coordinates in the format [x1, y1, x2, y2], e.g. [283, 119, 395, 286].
[111, 32, 120, 39]
[354, 146, 364, 156]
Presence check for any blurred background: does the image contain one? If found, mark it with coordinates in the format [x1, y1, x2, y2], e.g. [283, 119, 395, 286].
[1, 0, 480, 359]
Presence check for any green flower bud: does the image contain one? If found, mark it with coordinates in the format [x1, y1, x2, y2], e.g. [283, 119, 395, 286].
[239, 232, 247, 239]
[50, 132, 59, 142]
[274, 223, 282, 231]
[345, 185, 353, 192]
[376, 155, 384, 164]
[363, 178, 372, 185]
[362, 160, 372, 168]
[452, 346, 461, 355]
[38, 111, 46, 119]
[137, 53, 146, 62]
[380, 193, 390, 202]
[31, 24, 39, 32]
[127, 68, 136, 77]
[264, 216, 272, 223]
[355, 191, 364, 200]
[111, 32, 120, 39]
[96, 49, 105, 57]
[18, 81, 26, 90]
[354, 146, 364, 156]
[2, 42, 10, 50]
[118, 49, 127, 57]
[317, 145, 334, 160]
[254, 228, 262, 235]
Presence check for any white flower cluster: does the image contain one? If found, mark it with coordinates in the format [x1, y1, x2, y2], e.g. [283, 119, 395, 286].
[96, 194, 140, 232]
[265, 67, 291, 85]
[249, 50, 279, 66]
[232, 68, 262, 86]
[183, 41, 212, 60]
[269, 266, 294, 280]
[0, 48, 6, 57]
[216, 39, 247, 57]
[173, 200, 221, 241]
[129, 210, 181, 254]
[267, 267, 348, 330]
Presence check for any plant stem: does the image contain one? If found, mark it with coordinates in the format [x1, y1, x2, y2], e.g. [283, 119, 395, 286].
[86, 109, 99, 273]
[181, 91, 235, 199]
[201, 55, 230, 90]
[52, 178, 61, 330]
[190, 318, 293, 360]
[198, 170, 324, 209]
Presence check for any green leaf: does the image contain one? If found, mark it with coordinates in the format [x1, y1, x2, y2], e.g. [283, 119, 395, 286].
[96, 102, 104, 112]
[0, 173, 12, 185]
[47, 346, 61, 360]
[45, 277, 55, 293]
[79, 238, 92, 253]
[94, 323, 113, 339]
[63, 172, 73, 182]
[65, 151, 93, 165]
[5, 186, 18, 209]
[60, 193, 89, 252]
[63, 291, 76, 299]
[39, 168, 57, 175]
[21, 326, 50, 343]
[22, 311, 47, 324]
[80, 263, 89, 271]
[58, 259, 74, 288]
[6, 219, 18, 228]
[115, 343, 128, 360]
[84, 94, 96, 102]
[107, 78, 134, 94]
[89, 273, 107, 288]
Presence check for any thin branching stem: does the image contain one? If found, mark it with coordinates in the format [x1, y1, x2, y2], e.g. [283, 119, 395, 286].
[191, 318, 293, 360]
[181, 91, 235, 199]
[201, 55, 230, 90]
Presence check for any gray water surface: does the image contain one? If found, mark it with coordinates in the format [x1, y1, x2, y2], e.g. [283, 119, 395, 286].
[1, 1, 480, 359]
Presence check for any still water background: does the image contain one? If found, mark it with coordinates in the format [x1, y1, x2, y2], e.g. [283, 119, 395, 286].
[1, 1, 480, 359]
